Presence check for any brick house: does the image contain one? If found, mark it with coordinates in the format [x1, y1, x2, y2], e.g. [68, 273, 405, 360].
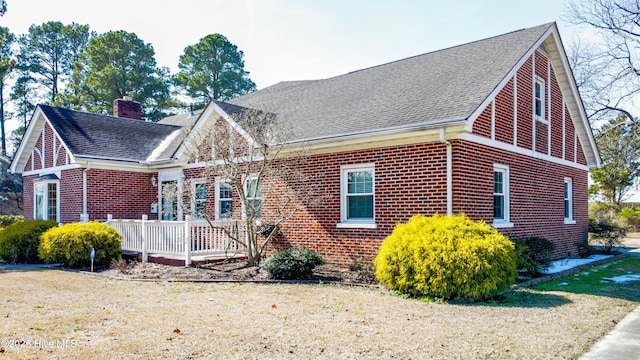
[10, 23, 599, 266]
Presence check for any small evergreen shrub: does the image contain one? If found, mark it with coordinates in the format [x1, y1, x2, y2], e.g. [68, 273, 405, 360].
[39, 222, 122, 268]
[511, 236, 554, 276]
[0, 220, 57, 263]
[262, 247, 325, 280]
[0, 215, 24, 228]
[618, 207, 640, 232]
[588, 218, 626, 254]
[374, 214, 517, 300]
[575, 237, 594, 258]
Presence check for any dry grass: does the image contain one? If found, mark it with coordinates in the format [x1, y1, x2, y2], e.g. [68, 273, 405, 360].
[0, 269, 636, 359]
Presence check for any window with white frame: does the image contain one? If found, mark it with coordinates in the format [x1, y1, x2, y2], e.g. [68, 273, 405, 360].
[493, 164, 511, 227]
[34, 178, 59, 222]
[215, 178, 233, 220]
[564, 178, 574, 223]
[534, 78, 546, 121]
[191, 179, 207, 219]
[339, 164, 375, 226]
[244, 176, 262, 219]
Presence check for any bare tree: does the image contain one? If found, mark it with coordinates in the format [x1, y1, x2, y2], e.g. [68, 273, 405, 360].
[565, 0, 640, 123]
[175, 108, 325, 266]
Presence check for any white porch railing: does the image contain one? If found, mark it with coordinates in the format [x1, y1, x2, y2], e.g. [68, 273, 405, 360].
[105, 215, 247, 266]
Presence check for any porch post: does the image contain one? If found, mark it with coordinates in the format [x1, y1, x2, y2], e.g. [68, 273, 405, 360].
[184, 215, 191, 266]
[141, 214, 148, 263]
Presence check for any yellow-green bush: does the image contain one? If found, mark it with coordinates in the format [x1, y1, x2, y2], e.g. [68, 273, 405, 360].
[374, 214, 517, 300]
[39, 222, 122, 268]
[0, 220, 57, 263]
[0, 215, 24, 228]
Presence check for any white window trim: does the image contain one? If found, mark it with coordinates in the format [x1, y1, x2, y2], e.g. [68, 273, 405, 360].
[534, 77, 548, 124]
[34, 179, 60, 223]
[215, 177, 234, 220]
[564, 177, 575, 224]
[190, 178, 207, 220]
[493, 164, 513, 228]
[337, 163, 377, 229]
[242, 174, 262, 219]
[158, 170, 184, 221]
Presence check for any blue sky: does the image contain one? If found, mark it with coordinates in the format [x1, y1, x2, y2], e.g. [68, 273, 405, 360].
[2, 0, 579, 89]
[0, 0, 582, 133]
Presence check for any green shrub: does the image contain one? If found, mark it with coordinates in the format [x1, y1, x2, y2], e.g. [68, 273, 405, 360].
[0, 215, 24, 228]
[0, 220, 57, 263]
[374, 214, 517, 300]
[39, 222, 122, 268]
[575, 237, 594, 258]
[588, 218, 626, 254]
[262, 247, 326, 280]
[511, 237, 554, 277]
[618, 207, 640, 232]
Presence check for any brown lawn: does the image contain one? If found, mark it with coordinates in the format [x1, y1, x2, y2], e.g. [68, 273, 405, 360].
[0, 269, 636, 359]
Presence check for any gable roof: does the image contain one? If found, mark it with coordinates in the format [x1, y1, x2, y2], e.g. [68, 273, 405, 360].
[229, 23, 554, 142]
[39, 105, 183, 162]
[11, 105, 185, 173]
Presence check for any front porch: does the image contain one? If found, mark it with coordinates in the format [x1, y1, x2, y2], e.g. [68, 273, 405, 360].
[105, 215, 248, 266]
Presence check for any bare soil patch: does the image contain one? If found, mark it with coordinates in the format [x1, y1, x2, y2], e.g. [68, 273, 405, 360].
[0, 268, 637, 359]
[98, 259, 376, 284]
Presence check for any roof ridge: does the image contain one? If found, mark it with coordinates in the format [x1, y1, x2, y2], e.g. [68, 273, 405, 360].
[339, 22, 555, 78]
[39, 104, 182, 129]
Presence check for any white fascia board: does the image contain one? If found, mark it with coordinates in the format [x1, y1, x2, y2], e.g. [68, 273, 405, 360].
[11, 106, 76, 174]
[466, 26, 555, 133]
[10, 107, 46, 174]
[173, 101, 258, 162]
[465, 24, 599, 168]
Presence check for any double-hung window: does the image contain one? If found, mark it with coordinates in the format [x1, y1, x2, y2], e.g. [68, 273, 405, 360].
[493, 164, 512, 228]
[534, 78, 546, 122]
[34, 177, 59, 222]
[244, 176, 262, 219]
[215, 178, 234, 220]
[191, 179, 207, 219]
[564, 178, 575, 224]
[338, 164, 376, 228]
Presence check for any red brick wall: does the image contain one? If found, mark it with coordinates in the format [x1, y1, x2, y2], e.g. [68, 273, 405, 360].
[474, 103, 492, 138]
[565, 110, 576, 162]
[472, 51, 585, 167]
[550, 66, 564, 158]
[495, 78, 514, 144]
[60, 168, 83, 223]
[452, 139, 588, 259]
[21, 168, 156, 223]
[22, 174, 36, 220]
[86, 169, 157, 221]
[517, 57, 533, 149]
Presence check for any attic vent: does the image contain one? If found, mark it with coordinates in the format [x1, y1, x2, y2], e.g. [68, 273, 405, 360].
[537, 43, 548, 55]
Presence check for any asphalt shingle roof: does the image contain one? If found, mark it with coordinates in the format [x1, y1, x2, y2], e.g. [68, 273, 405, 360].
[229, 23, 553, 142]
[40, 105, 183, 162]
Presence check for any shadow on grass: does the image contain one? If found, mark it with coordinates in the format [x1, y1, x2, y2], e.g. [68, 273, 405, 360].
[532, 257, 640, 303]
[449, 289, 572, 308]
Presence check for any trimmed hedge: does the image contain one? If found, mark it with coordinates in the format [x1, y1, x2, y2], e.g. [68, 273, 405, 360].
[262, 247, 325, 280]
[0, 220, 57, 264]
[39, 222, 122, 268]
[374, 214, 517, 300]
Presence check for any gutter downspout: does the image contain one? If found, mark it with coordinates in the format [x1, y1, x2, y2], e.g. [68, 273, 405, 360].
[82, 162, 90, 222]
[439, 129, 453, 215]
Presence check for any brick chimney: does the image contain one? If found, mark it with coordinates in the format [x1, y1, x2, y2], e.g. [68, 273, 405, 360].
[113, 96, 142, 120]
